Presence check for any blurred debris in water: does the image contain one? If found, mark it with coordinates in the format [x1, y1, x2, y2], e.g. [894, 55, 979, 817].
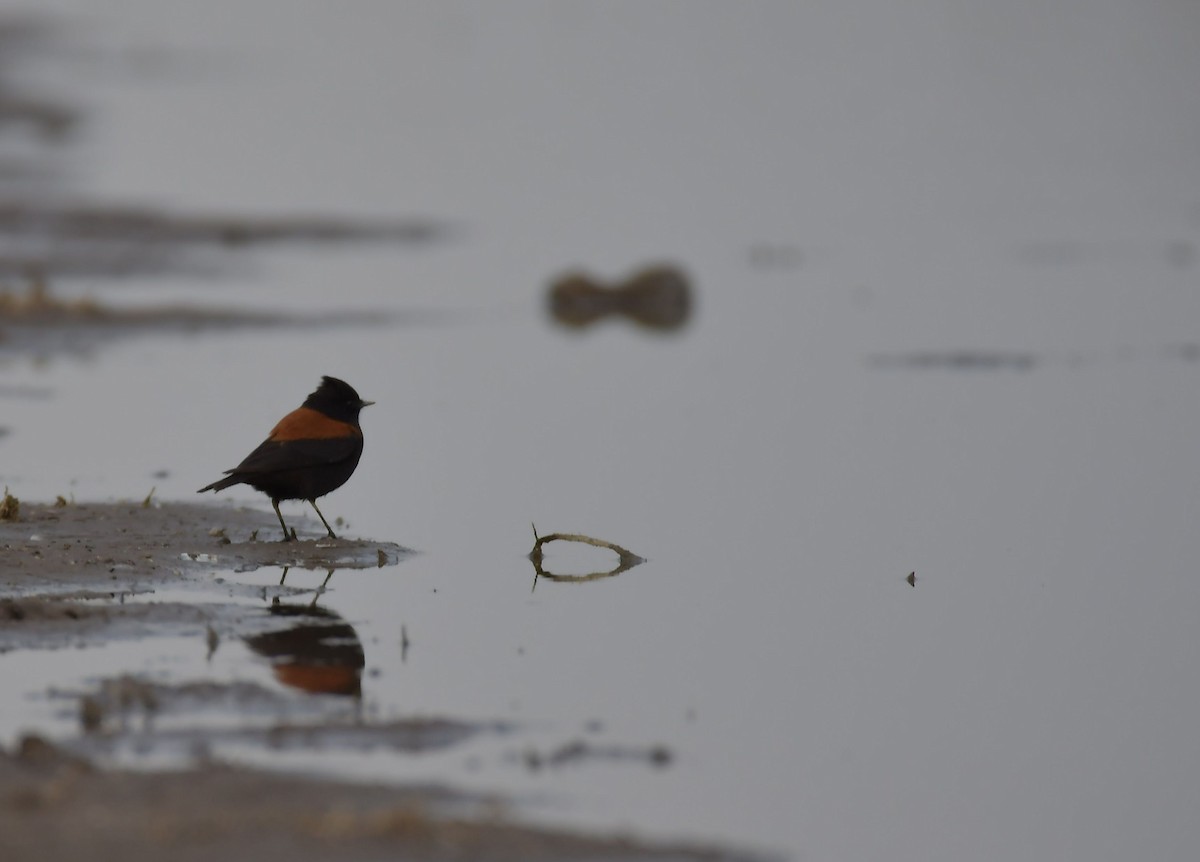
[0, 270, 103, 318]
[522, 738, 673, 771]
[0, 486, 17, 520]
[0, 16, 451, 281]
[746, 242, 804, 271]
[0, 201, 453, 281]
[0, 271, 409, 361]
[869, 350, 1038, 372]
[547, 263, 691, 331]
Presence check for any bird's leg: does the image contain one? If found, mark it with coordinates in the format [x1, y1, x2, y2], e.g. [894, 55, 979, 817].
[309, 499, 338, 539]
[271, 498, 294, 542]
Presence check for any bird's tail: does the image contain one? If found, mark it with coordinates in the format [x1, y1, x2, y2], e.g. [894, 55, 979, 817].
[197, 474, 241, 494]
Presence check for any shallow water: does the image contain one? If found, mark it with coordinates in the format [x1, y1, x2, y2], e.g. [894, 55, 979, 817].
[2, 2, 1200, 860]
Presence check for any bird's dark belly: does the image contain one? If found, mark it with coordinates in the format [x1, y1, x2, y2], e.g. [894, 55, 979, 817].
[245, 453, 361, 501]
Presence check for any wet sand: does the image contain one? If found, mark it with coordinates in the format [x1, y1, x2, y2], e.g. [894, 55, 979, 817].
[0, 736, 742, 862]
[0, 500, 758, 861]
[0, 498, 405, 600]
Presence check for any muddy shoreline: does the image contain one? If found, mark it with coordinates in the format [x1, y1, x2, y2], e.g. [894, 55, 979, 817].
[0, 500, 759, 861]
[0, 498, 408, 602]
[1, 736, 742, 862]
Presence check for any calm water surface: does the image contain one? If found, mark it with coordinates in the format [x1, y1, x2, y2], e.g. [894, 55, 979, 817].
[2, 3, 1200, 860]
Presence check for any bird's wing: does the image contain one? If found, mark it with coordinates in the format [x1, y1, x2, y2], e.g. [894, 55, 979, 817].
[226, 436, 360, 476]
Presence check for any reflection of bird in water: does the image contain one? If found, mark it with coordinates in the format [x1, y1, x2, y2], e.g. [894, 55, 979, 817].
[198, 376, 373, 541]
[244, 600, 365, 697]
[278, 566, 333, 589]
[547, 264, 692, 330]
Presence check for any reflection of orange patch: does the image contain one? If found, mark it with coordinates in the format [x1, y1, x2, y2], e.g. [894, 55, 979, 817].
[274, 663, 361, 696]
[269, 407, 360, 442]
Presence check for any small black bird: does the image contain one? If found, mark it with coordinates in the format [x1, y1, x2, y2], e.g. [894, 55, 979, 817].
[198, 376, 373, 541]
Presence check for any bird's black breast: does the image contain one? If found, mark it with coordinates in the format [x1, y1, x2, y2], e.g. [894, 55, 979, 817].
[232, 435, 364, 501]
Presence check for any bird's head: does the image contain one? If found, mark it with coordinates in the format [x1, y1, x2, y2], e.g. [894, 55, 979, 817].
[305, 376, 374, 423]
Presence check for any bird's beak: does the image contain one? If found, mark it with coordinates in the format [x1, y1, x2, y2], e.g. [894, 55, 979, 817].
[360, 399, 375, 407]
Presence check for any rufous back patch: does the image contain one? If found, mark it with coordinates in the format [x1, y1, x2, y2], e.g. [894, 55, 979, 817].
[269, 407, 360, 441]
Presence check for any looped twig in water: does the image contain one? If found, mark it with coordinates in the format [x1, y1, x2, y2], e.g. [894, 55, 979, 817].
[529, 523, 645, 590]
